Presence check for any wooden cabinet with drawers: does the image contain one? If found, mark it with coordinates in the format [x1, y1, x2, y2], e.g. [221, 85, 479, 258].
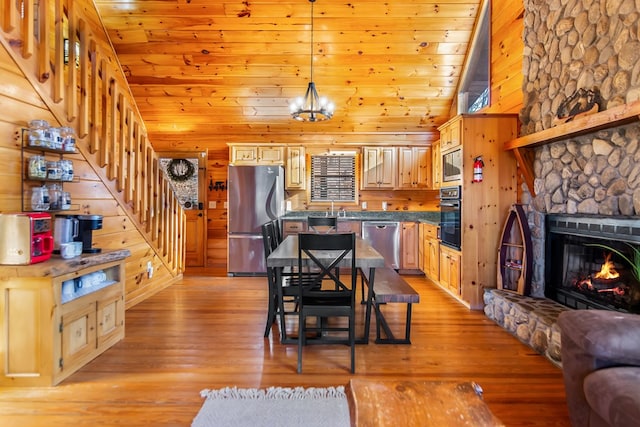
[0, 251, 128, 386]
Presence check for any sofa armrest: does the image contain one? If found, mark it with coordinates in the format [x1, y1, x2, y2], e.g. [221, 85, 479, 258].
[558, 309, 640, 427]
[558, 310, 640, 365]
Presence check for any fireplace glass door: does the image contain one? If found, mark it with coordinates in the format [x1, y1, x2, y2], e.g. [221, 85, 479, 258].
[546, 215, 640, 314]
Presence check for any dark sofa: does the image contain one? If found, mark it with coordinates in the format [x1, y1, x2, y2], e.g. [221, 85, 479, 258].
[557, 309, 640, 427]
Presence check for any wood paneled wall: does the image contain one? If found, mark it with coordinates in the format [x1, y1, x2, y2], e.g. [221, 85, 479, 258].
[0, 0, 185, 306]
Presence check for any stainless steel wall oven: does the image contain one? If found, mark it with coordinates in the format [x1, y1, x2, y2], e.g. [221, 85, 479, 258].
[440, 186, 461, 250]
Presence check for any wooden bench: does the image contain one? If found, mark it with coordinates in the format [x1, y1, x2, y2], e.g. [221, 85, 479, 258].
[361, 267, 420, 344]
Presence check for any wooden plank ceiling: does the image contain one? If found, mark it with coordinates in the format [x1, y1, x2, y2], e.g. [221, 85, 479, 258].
[94, 0, 481, 150]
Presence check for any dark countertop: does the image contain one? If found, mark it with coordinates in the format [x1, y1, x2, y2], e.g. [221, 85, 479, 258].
[0, 249, 131, 278]
[281, 211, 440, 225]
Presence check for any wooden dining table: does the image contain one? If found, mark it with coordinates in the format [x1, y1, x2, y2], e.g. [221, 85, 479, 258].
[266, 234, 386, 344]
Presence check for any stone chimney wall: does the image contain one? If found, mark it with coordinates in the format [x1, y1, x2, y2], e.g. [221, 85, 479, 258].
[520, 0, 640, 297]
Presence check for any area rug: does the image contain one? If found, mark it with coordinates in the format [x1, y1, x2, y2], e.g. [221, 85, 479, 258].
[192, 386, 350, 427]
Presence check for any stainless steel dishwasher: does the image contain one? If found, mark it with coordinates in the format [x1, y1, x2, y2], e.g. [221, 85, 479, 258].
[361, 221, 400, 269]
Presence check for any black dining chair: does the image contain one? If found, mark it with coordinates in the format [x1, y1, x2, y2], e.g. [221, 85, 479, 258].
[307, 216, 338, 233]
[261, 221, 300, 338]
[295, 232, 357, 374]
[271, 218, 283, 245]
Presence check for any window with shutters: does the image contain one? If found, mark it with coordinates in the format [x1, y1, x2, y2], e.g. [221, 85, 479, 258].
[310, 155, 356, 202]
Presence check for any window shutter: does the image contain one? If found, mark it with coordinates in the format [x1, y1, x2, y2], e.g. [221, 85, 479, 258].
[310, 155, 356, 202]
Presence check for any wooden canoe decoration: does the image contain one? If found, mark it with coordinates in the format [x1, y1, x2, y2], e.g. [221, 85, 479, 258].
[497, 204, 533, 295]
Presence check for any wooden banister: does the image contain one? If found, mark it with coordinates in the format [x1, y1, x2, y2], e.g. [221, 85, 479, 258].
[0, 0, 185, 277]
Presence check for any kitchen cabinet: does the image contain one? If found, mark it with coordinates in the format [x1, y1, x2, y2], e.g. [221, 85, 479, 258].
[439, 114, 518, 309]
[400, 221, 420, 271]
[420, 222, 439, 281]
[229, 144, 284, 165]
[398, 146, 431, 189]
[438, 116, 462, 153]
[432, 140, 442, 189]
[282, 219, 307, 239]
[0, 251, 128, 386]
[362, 147, 396, 189]
[337, 219, 361, 237]
[285, 146, 306, 190]
[439, 245, 461, 296]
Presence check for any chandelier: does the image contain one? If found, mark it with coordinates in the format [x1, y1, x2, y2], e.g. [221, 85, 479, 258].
[289, 0, 334, 122]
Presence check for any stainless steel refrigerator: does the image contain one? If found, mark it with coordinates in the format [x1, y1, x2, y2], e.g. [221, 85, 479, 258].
[227, 165, 285, 275]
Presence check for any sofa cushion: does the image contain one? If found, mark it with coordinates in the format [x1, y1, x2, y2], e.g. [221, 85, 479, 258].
[584, 366, 640, 427]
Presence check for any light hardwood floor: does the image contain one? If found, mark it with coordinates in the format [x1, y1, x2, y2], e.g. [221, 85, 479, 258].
[0, 275, 571, 426]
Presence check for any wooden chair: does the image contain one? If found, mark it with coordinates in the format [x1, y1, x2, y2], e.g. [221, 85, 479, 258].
[307, 216, 338, 233]
[296, 232, 357, 374]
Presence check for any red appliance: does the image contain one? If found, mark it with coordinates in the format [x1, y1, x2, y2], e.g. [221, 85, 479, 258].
[0, 212, 54, 265]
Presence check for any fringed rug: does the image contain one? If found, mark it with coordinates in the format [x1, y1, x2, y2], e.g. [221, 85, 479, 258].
[191, 386, 350, 427]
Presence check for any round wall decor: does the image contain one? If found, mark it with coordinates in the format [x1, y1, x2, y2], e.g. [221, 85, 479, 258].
[166, 159, 195, 182]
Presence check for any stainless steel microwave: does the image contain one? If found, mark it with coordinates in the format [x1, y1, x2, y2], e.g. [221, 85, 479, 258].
[442, 149, 462, 182]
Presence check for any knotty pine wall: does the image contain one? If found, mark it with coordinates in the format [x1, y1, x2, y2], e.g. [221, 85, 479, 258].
[0, 45, 179, 308]
[196, 0, 525, 273]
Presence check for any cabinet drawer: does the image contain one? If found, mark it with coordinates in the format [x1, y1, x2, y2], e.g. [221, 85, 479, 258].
[422, 223, 438, 239]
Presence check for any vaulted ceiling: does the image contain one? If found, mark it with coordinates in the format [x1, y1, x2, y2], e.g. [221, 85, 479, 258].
[94, 0, 482, 150]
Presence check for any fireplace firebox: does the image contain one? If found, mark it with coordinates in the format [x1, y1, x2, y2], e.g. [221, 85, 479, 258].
[546, 215, 640, 314]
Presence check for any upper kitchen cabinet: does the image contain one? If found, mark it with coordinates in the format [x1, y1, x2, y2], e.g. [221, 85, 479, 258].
[285, 146, 306, 190]
[438, 116, 462, 153]
[432, 140, 442, 189]
[229, 144, 284, 165]
[362, 147, 396, 189]
[398, 146, 431, 189]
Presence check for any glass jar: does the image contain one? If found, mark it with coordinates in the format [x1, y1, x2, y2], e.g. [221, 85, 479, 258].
[31, 185, 50, 211]
[47, 160, 63, 180]
[58, 127, 76, 152]
[28, 155, 47, 179]
[60, 159, 74, 181]
[61, 191, 72, 210]
[27, 120, 51, 147]
[48, 183, 62, 210]
[49, 127, 62, 150]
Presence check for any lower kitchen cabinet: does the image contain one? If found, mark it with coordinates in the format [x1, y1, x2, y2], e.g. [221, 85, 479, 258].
[400, 221, 420, 271]
[439, 245, 461, 296]
[282, 219, 307, 239]
[0, 252, 128, 386]
[420, 222, 440, 281]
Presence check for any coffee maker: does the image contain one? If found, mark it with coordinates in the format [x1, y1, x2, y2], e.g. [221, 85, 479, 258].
[74, 214, 103, 253]
[53, 214, 79, 253]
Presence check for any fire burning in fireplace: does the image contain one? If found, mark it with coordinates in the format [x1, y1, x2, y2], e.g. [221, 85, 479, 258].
[594, 253, 619, 280]
[573, 251, 632, 302]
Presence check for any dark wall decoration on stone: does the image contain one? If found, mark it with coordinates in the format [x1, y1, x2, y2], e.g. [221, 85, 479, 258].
[160, 158, 199, 209]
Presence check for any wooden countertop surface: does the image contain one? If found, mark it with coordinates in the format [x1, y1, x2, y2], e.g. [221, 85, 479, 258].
[0, 249, 131, 279]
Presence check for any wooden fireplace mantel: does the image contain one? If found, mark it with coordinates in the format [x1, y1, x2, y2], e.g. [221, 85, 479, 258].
[504, 100, 640, 196]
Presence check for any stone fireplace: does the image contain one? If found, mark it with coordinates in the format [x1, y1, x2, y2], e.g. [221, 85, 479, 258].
[518, 0, 640, 300]
[484, 0, 640, 365]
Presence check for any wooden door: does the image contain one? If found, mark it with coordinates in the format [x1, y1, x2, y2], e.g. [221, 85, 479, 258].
[185, 209, 205, 267]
